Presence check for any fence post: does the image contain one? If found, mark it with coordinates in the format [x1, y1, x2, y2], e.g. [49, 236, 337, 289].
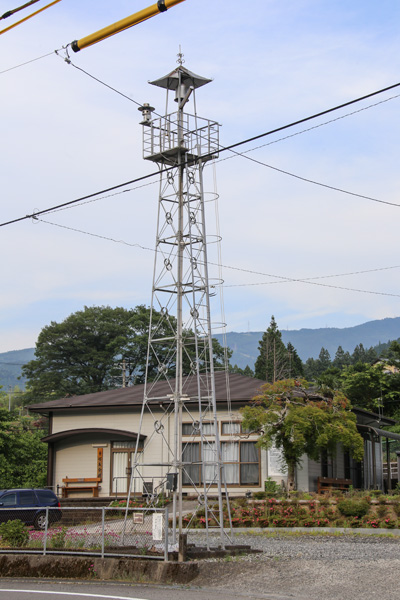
[43, 507, 49, 556]
[164, 506, 169, 562]
[101, 507, 105, 559]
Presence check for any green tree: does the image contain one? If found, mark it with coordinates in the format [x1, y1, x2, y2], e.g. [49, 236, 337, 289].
[351, 343, 376, 364]
[304, 357, 319, 381]
[22, 305, 229, 402]
[254, 316, 298, 382]
[286, 342, 304, 378]
[332, 346, 352, 369]
[229, 364, 255, 377]
[0, 410, 47, 488]
[240, 379, 364, 490]
[341, 362, 400, 415]
[304, 348, 331, 380]
[317, 366, 343, 392]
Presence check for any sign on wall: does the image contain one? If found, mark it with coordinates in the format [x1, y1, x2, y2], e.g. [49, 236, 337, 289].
[97, 448, 103, 481]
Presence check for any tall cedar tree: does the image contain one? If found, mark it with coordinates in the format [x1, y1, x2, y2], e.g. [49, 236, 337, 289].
[241, 379, 364, 490]
[254, 316, 295, 382]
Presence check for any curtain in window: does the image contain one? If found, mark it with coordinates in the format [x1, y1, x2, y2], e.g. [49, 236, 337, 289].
[202, 442, 217, 484]
[240, 442, 259, 485]
[221, 442, 239, 484]
[182, 443, 200, 485]
[202, 423, 215, 435]
[222, 422, 240, 435]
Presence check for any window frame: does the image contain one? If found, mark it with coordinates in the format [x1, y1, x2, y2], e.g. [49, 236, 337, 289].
[220, 420, 257, 436]
[181, 439, 260, 487]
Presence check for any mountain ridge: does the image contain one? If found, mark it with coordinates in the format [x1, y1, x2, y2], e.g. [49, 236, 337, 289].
[1, 316, 400, 388]
[216, 316, 400, 370]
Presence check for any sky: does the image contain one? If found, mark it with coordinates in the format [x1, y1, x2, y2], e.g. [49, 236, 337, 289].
[1, 0, 400, 353]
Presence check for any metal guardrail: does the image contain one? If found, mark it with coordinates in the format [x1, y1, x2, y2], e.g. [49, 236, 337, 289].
[0, 506, 169, 560]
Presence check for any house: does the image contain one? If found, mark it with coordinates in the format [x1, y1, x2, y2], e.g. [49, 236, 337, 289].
[28, 373, 398, 497]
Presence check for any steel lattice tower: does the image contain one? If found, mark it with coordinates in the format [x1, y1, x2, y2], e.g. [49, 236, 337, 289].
[128, 58, 231, 547]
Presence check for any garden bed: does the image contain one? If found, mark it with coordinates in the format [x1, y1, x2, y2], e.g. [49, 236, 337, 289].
[182, 492, 400, 530]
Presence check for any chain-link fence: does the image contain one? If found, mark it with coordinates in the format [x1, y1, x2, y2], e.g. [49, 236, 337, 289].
[0, 506, 169, 560]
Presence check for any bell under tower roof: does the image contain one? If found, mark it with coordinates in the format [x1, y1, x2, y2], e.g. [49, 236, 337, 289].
[149, 65, 212, 91]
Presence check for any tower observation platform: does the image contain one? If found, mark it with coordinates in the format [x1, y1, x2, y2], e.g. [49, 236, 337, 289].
[140, 65, 219, 166]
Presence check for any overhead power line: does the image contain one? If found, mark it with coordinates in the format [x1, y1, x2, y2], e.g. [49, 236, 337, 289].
[37, 217, 400, 299]
[64, 59, 400, 208]
[0, 50, 55, 74]
[2, 77, 400, 229]
[0, 0, 61, 36]
[0, 168, 172, 228]
[1, 0, 40, 20]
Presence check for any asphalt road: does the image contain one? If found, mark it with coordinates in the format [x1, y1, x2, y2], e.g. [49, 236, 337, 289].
[0, 580, 291, 600]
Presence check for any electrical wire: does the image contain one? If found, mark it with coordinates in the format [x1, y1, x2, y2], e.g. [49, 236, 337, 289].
[1, 0, 40, 20]
[227, 151, 400, 209]
[36, 216, 400, 299]
[0, 50, 55, 74]
[0, 168, 173, 228]
[0, 0, 61, 36]
[3, 75, 400, 229]
[217, 92, 400, 160]
[62, 58, 400, 208]
[46, 179, 158, 215]
[67, 61, 143, 107]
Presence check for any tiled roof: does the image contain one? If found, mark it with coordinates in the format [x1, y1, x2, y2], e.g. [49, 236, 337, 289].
[28, 372, 267, 414]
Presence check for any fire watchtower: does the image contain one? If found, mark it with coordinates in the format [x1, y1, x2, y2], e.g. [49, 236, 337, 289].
[131, 60, 231, 548]
[139, 65, 219, 166]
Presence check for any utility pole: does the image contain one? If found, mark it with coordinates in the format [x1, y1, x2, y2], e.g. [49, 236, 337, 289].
[122, 359, 126, 388]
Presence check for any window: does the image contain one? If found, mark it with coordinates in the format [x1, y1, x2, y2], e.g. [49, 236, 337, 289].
[1, 493, 16, 506]
[240, 442, 259, 485]
[221, 421, 255, 435]
[182, 422, 215, 436]
[181, 440, 259, 486]
[182, 442, 201, 485]
[19, 491, 36, 505]
[221, 422, 240, 435]
[321, 450, 333, 478]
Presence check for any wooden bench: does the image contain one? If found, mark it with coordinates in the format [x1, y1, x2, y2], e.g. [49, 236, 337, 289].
[317, 477, 352, 494]
[61, 477, 101, 498]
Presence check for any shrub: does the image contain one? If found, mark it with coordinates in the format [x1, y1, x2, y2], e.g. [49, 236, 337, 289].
[392, 500, 400, 517]
[264, 478, 282, 496]
[366, 519, 381, 528]
[50, 526, 67, 549]
[348, 516, 363, 528]
[383, 518, 396, 529]
[0, 520, 29, 547]
[337, 499, 370, 519]
[376, 505, 388, 519]
[253, 491, 267, 500]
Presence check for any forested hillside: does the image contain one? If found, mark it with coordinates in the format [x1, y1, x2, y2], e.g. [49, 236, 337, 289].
[217, 317, 400, 370]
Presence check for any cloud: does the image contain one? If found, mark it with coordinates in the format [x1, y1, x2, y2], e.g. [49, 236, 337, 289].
[1, 0, 400, 353]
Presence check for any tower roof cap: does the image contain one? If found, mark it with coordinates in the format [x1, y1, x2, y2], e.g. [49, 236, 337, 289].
[149, 65, 212, 91]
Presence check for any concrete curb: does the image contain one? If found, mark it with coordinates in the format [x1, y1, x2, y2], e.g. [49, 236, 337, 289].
[188, 526, 400, 536]
[0, 554, 199, 583]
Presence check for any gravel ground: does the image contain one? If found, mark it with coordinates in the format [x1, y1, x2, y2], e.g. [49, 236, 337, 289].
[188, 531, 400, 600]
